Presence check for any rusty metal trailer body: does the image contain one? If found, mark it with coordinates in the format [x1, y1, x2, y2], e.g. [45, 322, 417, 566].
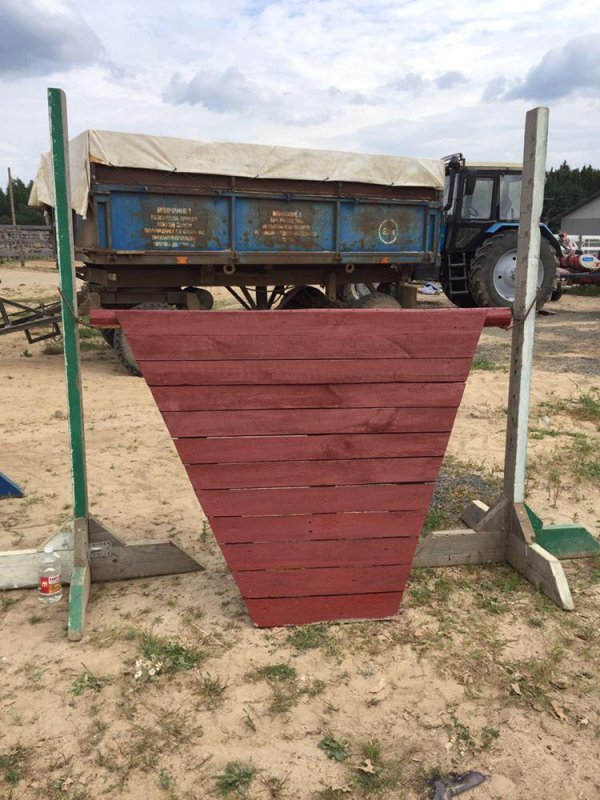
[75, 165, 441, 310]
[30, 130, 445, 311]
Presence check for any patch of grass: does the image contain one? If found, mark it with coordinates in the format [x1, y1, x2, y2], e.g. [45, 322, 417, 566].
[318, 736, 350, 762]
[569, 284, 600, 297]
[539, 388, 600, 424]
[198, 673, 228, 709]
[407, 570, 452, 607]
[137, 633, 206, 678]
[28, 613, 44, 624]
[159, 768, 172, 790]
[72, 669, 113, 696]
[286, 624, 332, 653]
[471, 356, 502, 371]
[352, 739, 403, 797]
[248, 662, 325, 714]
[0, 746, 29, 786]
[247, 663, 297, 683]
[261, 774, 287, 798]
[422, 507, 453, 534]
[214, 762, 254, 796]
[480, 726, 500, 751]
[1, 595, 22, 613]
[505, 641, 566, 709]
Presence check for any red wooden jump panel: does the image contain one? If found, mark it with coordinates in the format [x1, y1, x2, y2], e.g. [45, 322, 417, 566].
[111, 307, 491, 627]
[176, 432, 450, 464]
[141, 358, 473, 386]
[212, 510, 427, 543]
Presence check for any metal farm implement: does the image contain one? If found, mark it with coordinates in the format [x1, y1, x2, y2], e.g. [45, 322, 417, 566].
[0, 294, 62, 343]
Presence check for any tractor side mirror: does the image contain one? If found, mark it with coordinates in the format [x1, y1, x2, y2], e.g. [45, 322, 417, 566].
[464, 169, 477, 196]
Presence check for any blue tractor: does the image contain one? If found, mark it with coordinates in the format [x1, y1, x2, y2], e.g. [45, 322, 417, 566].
[440, 154, 561, 308]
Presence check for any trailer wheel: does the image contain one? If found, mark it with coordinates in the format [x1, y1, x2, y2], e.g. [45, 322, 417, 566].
[353, 291, 401, 309]
[470, 230, 556, 309]
[278, 286, 330, 309]
[100, 329, 115, 347]
[114, 302, 170, 376]
[346, 282, 391, 302]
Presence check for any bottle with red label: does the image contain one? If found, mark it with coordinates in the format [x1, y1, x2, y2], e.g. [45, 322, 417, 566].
[38, 545, 62, 603]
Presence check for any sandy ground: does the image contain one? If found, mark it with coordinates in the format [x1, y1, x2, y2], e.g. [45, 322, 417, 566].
[0, 262, 599, 800]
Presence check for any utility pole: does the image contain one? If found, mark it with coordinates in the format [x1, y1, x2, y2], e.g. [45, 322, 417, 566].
[7, 168, 25, 266]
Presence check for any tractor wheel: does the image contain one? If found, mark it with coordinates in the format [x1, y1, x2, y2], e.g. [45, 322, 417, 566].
[469, 230, 556, 309]
[114, 302, 170, 376]
[353, 291, 401, 309]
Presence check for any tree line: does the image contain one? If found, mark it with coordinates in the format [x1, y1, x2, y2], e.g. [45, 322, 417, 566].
[544, 162, 600, 226]
[0, 178, 45, 225]
[2, 162, 600, 228]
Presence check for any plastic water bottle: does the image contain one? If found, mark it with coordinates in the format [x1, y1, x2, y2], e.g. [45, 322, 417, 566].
[38, 545, 62, 603]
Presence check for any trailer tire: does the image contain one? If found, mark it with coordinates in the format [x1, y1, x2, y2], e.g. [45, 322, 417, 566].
[470, 230, 556, 309]
[114, 302, 170, 376]
[100, 328, 116, 348]
[278, 286, 330, 309]
[353, 291, 401, 309]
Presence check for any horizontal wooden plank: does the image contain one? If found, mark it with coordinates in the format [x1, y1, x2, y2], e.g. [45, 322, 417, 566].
[199, 483, 433, 517]
[222, 536, 418, 571]
[188, 457, 441, 489]
[235, 564, 411, 598]
[245, 592, 404, 626]
[127, 331, 482, 361]
[141, 358, 473, 386]
[113, 307, 491, 337]
[211, 510, 427, 543]
[152, 382, 464, 411]
[164, 407, 458, 437]
[177, 432, 450, 465]
[412, 529, 506, 567]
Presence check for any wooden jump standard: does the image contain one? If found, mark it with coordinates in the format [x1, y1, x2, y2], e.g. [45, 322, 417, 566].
[414, 107, 573, 610]
[0, 89, 201, 640]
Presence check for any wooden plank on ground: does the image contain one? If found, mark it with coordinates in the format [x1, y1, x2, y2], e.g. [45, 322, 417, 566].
[246, 592, 404, 626]
[164, 407, 457, 438]
[188, 456, 441, 490]
[176, 432, 450, 465]
[412, 529, 506, 567]
[200, 483, 433, 517]
[151, 382, 465, 411]
[141, 358, 473, 386]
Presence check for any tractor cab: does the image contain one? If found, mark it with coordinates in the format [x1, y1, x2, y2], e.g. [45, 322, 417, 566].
[441, 154, 559, 308]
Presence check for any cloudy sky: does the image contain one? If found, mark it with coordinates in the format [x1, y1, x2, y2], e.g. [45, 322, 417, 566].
[1, 0, 599, 181]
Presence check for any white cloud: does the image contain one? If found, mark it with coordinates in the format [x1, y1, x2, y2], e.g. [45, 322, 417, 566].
[1, 0, 599, 181]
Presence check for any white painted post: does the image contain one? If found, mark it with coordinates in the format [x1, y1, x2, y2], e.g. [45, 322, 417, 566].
[503, 107, 549, 504]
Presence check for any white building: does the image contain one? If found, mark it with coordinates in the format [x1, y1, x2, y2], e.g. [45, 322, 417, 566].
[561, 191, 600, 236]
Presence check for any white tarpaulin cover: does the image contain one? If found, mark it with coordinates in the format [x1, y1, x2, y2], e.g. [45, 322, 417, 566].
[30, 129, 445, 219]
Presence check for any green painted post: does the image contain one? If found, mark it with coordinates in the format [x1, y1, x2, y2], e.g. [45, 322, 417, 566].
[48, 88, 90, 640]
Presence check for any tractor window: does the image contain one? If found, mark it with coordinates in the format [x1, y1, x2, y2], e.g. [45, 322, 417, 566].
[461, 177, 493, 219]
[499, 174, 521, 221]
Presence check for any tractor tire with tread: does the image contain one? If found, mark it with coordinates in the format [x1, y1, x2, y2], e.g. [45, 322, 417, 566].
[469, 230, 557, 309]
